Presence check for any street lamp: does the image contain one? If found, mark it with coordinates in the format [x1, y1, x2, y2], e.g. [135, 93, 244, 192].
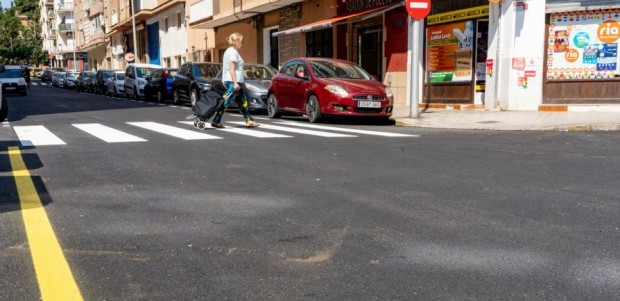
[130, 0, 138, 63]
[72, 5, 76, 71]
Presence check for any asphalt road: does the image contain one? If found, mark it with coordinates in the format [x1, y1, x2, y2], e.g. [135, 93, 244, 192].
[1, 80, 619, 300]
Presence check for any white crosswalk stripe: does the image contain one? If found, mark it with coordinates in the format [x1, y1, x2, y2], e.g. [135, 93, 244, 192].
[227, 122, 356, 137]
[14, 125, 67, 146]
[127, 122, 221, 140]
[178, 121, 292, 138]
[274, 121, 419, 137]
[72, 123, 147, 143]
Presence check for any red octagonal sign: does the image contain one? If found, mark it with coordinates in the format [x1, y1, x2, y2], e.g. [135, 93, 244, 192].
[406, 0, 431, 20]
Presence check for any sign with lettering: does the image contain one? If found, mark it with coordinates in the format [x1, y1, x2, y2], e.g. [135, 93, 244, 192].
[406, 0, 431, 20]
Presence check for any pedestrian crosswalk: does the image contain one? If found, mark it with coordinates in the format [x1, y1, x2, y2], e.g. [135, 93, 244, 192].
[11, 121, 418, 147]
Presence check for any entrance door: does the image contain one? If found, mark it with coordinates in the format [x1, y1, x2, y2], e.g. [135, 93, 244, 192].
[147, 22, 160, 65]
[358, 26, 383, 80]
[474, 20, 489, 105]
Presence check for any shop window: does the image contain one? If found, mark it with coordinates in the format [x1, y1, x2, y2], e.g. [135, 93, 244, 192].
[306, 29, 333, 58]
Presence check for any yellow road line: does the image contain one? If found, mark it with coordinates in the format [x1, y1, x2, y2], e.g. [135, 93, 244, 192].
[8, 146, 83, 301]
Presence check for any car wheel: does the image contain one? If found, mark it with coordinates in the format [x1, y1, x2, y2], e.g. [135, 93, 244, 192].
[173, 89, 182, 105]
[157, 91, 163, 103]
[306, 95, 322, 123]
[190, 89, 198, 106]
[0, 96, 8, 122]
[267, 94, 281, 118]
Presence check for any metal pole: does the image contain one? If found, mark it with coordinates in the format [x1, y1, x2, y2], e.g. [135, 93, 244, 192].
[407, 17, 422, 118]
[72, 6, 76, 71]
[130, 0, 139, 63]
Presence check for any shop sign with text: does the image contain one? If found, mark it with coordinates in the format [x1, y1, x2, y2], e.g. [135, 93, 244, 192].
[547, 10, 620, 80]
[426, 20, 474, 82]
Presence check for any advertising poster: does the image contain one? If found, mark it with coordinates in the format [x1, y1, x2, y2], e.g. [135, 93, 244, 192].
[547, 10, 620, 80]
[426, 20, 474, 82]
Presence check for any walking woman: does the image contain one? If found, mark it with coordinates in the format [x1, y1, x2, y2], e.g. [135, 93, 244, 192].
[211, 33, 260, 128]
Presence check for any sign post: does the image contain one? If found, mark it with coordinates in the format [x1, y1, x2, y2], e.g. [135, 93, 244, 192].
[405, 0, 431, 118]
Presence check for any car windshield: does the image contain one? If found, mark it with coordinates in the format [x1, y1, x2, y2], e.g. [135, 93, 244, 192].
[67, 73, 78, 79]
[136, 68, 157, 78]
[193, 64, 219, 78]
[116, 73, 125, 80]
[58, 74, 66, 78]
[0, 69, 23, 78]
[309, 61, 371, 80]
[243, 66, 276, 80]
[103, 72, 111, 79]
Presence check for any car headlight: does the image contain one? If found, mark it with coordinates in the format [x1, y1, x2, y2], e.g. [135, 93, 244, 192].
[138, 79, 146, 85]
[385, 87, 393, 98]
[197, 82, 211, 91]
[245, 83, 266, 93]
[325, 85, 348, 96]
[18, 79, 25, 85]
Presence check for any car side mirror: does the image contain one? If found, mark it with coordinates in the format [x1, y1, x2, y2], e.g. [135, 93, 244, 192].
[0, 64, 5, 73]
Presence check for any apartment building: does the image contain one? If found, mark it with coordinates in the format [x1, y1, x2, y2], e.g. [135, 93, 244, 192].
[41, 0, 87, 69]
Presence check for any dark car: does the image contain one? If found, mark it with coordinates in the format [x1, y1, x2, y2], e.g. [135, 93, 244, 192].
[144, 68, 178, 103]
[212, 64, 277, 113]
[40, 70, 53, 82]
[267, 58, 393, 123]
[172, 62, 221, 106]
[76, 71, 95, 92]
[94, 69, 116, 94]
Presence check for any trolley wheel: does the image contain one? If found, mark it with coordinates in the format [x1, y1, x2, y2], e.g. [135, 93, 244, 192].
[196, 121, 207, 130]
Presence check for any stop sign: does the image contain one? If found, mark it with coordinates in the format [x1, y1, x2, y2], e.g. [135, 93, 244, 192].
[406, 0, 431, 20]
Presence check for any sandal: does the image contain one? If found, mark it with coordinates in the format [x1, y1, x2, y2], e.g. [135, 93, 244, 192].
[246, 121, 260, 128]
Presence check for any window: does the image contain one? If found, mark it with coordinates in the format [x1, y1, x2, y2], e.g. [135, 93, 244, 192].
[163, 17, 168, 33]
[306, 29, 333, 58]
[163, 57, 170, 68]
[281, 61, 298, 76]
[177, 12, 182, 28]
[175, 56, 182, 67]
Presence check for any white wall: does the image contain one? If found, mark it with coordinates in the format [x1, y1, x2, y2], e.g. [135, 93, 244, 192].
[147, 4, 187, 67]
[487, 0, 546, 111]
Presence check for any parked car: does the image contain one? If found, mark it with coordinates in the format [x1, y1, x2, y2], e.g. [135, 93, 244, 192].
[267, 58, 393, 123]
[76, 71, 95, 92]
[172, 62, 221, 106]
[0, 65, 28, 96]
[144, 68, 177, 102]
[36, 70, 44, 78]
[212, 64, 276, 113]
[124, 63, 161, 99]
[64, 71, 80, 89]
[105, 71, 125, 96]
[40, 70, 53, 82]
[55, 72, 67, 88]
[94, 69, 116, 94]
[0, 64, 7, 121]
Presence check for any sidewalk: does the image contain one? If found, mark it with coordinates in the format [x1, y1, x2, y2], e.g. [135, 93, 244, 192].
[393, 108, 620, 131]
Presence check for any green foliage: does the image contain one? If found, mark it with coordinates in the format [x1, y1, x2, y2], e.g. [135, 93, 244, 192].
[0, 0, 47, 65]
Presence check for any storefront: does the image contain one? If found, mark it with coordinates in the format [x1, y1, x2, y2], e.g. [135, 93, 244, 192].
[544, 1, 620, 104]
[423, 1, 490, 106]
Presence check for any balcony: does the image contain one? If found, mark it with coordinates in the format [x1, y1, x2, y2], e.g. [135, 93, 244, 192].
[58, 23, 74, 32]
[57, 2, 73, 11]
[47, 10, 55, 18]
[50, 30, 57, 39]
[189, 0, 213, 24]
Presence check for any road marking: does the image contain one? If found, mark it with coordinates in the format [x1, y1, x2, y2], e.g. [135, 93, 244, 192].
[72, 123, 147, 143]
[128, 122, 222, 140]
[178, 121, 292, 138]
[8, 147, 83, 300]
[274, 121, 419, 137]
[14, 126, 67, 146]
[227, 122, 356, 137]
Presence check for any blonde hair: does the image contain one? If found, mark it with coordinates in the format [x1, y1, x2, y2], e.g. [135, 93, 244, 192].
[227, 33, 243, 46]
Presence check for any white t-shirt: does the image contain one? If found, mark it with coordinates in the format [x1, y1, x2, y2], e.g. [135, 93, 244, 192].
[222, 47, 244, 83]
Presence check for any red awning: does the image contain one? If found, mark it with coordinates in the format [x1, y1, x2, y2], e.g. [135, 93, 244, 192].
[272, 2, 403, 37]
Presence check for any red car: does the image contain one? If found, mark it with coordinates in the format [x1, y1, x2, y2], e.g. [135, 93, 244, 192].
[267, 58, 393, 123]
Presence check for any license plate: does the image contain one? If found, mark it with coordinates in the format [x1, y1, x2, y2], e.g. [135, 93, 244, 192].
[358, 101, 381, 108]
[5, 87, 15, 90]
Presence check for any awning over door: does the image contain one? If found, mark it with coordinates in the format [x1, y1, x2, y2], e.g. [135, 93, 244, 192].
[546, 0, 620, 13]
[272, 2, 403, 37]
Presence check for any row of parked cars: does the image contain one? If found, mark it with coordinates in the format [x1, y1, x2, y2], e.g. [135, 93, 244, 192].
[52, 57, 394, 123]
